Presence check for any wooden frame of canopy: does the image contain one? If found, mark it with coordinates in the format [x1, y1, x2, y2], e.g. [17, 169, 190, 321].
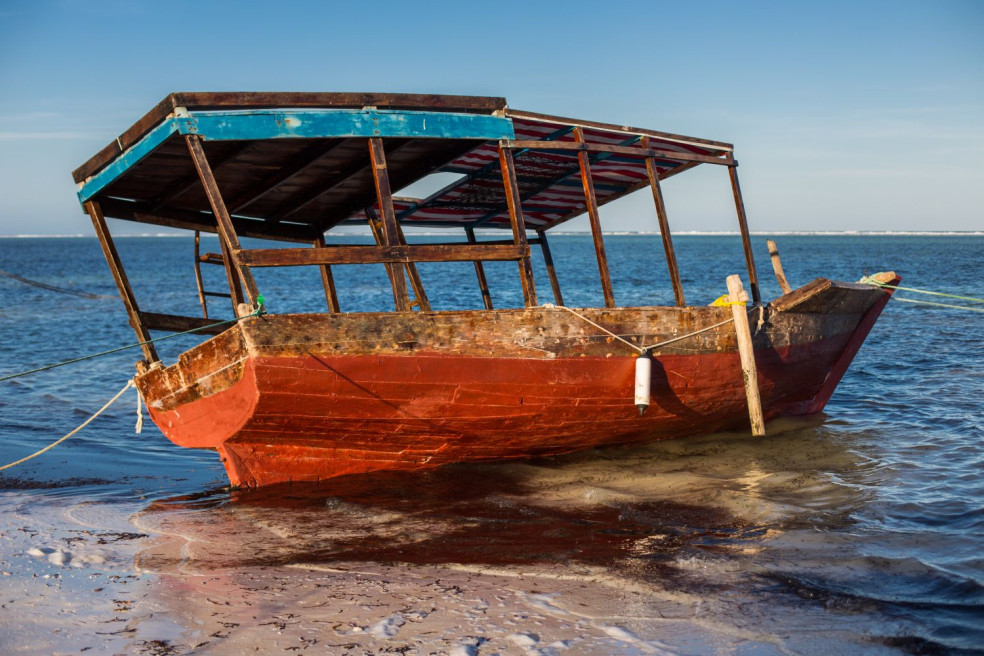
[74, 93, 759, 367]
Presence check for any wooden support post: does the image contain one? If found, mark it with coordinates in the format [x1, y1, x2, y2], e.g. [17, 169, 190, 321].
[193, 231, 209, 318]
[365, 204, 411, 312]
[85, 200, 158, 364]
[642, 137, 685, 307]
[537, 230, 564, 306]
[767, 239, 792, 294]
[728, 165, 761, 304]
[393, 221, 431, 311]
[497, 143, 537, 307]
[574, 127, 616, 308]
[368, 138, 412, 312]
[314, 235, 341, 312]
[727, 275, 765, 436]
[185, 135, 260, 313]
[465, 228, 494, 310]
[216, 226, 245, 312]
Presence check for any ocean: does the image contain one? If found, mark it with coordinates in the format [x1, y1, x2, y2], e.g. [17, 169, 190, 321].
[0, 234, 981, 654]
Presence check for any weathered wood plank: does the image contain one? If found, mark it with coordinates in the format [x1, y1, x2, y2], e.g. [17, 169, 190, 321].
[767, 239, 793, 294]
[502, 140, 734, 166]
[505, 108, 734, 152]
[238, 243, 529, 267]
[177, 109, 513, 142]
[726, 275, 765, 436]
[97, 198, 317, 242]
[140, 312, 230, 335]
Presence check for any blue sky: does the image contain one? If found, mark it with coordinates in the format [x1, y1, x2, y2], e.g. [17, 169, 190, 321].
[1, 0, 981, 235]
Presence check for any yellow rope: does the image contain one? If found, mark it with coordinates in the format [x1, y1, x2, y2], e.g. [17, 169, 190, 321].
[710, 294, 747, 308]
[0, 380, 134, 472]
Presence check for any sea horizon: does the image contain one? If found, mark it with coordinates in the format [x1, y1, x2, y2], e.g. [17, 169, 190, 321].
[3, 230, 984, 239]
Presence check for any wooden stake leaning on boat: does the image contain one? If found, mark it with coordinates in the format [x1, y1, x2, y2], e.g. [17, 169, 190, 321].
[767, 239, 793, 294]
[727, 275, 765, 436]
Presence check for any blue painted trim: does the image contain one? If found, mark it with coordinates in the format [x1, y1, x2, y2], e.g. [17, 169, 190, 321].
[77, 119, 179, 204]
[77, 109, 514, 206]
[177, 109, 515, 142]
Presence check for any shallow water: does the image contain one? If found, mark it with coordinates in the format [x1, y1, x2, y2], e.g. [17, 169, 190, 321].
[1, 234, 982, 654]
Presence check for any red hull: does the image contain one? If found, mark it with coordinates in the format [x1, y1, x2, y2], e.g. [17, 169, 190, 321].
[138, 276, 896, 487]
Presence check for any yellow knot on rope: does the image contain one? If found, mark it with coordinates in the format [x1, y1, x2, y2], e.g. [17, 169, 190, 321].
[710, 295, 746, 308]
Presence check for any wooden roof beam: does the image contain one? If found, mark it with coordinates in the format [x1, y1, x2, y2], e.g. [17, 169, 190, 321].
[506, 108, 733, 152]
[226, 139, 346, 214]
[98, 198, 318, 242]
[316, 139, 482, 231]
[268, 139, 417, 225]
[396, 125, 576, 221]
[502, 140, 734, 166]
[150, 142, 255, 212]
[469, 136, 641, 229]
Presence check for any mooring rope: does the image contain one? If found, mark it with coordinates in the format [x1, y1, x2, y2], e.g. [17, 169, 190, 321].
[893, 298, 984, 313]
[860, 278, 984, 305]
[0, 380, 134, 472]
[860, 277, 984, 313]
[0, 268, 115, 300]
[0, 298, 265, 383]
[541, 303, 737, 355]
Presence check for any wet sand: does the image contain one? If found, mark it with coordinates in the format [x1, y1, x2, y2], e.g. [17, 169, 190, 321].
[1, 418, 927, 655]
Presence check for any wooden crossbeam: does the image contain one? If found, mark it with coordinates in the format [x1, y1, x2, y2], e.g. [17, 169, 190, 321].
[237, 243, 528, 267]
[502, 140, 734, 167]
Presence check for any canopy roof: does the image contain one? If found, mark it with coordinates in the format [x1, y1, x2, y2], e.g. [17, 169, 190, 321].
[74, 93, 734, 242]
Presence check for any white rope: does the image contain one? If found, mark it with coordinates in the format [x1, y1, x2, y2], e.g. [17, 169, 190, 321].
[541, 303, 737, 354]
[0, 380, 134, 472]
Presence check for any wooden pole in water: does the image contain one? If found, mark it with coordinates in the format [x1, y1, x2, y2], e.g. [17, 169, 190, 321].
[727, 275, 765, 436]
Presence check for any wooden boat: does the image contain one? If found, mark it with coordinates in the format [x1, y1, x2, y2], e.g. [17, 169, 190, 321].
[73, 93, 897, 488]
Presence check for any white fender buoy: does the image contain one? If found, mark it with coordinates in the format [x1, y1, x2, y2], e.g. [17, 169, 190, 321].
[634, 352, 651, 415]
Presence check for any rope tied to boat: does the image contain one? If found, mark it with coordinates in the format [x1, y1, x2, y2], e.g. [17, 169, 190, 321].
[540, 303, 738, 355]
[0, 380, 135, 472]
[0, 295, 266, 383]
[710, 295, 747, 308]
[859, 277, 984, 313]
[0, 267, 115, 300]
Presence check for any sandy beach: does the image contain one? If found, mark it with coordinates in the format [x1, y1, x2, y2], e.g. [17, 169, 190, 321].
[2, 421, 921, 655]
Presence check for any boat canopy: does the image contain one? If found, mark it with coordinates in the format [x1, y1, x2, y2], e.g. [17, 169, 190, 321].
[73, 93, 761, 363]
[73, 92, 734, 242]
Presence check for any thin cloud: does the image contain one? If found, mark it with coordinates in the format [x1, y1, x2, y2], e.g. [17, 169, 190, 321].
[0, 131, 103, 140]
